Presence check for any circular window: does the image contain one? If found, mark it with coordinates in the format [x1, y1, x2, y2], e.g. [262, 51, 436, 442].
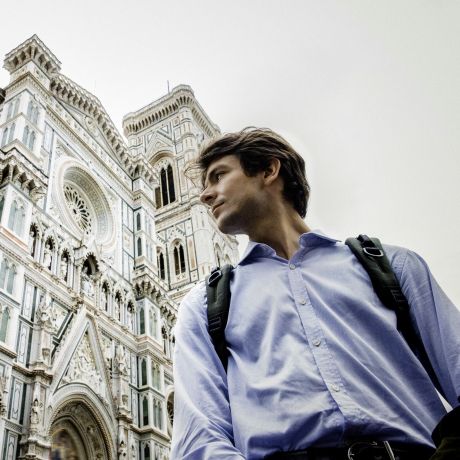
[53, 157, 116, 251]
[64, 184, 93, 234]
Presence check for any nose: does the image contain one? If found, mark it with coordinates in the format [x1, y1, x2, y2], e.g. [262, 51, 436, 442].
[200, 185, 215, 206]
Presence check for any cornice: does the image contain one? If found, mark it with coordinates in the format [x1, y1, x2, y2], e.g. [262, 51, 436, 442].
[3, 34, 61, 77]
[0, 145, 47, 202]
[50, 74, 128, 158]
[123, 85, 220, 138]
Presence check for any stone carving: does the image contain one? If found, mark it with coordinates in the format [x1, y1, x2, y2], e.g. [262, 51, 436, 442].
[43, 243, 52, 270]
[0, 372, 9, 415]
[118, 440, 127, 459]
[115, 345, 129, 376]
[81, 266, 94, 297]
[115, 345, 129, 408]
[60, 255, 68, 281]
[101, 285, 108, 311]
[28, 229, 37, 256]
[131, 442, 137, 460]
[63, 335, 106, 401]
[36, 295, 57, 365]
[30, 397, 42, 427]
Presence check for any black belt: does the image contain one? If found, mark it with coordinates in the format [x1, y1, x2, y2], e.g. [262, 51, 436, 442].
[265, 441, 435, 460]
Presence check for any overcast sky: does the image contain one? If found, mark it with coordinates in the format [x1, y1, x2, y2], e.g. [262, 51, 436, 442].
[1, 0, 459, 306]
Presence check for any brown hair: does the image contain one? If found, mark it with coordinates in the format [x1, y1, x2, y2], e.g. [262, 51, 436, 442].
[197, 127, 310, 218]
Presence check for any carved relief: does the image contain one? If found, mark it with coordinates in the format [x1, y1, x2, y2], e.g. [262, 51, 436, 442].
[62, 334, 107, 403]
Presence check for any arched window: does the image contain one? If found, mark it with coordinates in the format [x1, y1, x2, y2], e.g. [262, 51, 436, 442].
[137, 237, 142, 257]
[32, 106, 39, 125]
[158, 401, 163, 430]
[22, 126, 35, 151]
[141, 359, 147, 386]
[149, 309, 154, 336]
[139, 307, 145, 334]
[0, 259, 7, 288]
[28, 131, 36, 150]
[167, 164, 176, 202]
[27, 100, 33, 119]
[13, 98, 20, 117]
[156, 164, 176, 208]
[6, 264, 16, 294]
[22, 125, 29, 145]
[142, 396, 149, 426]
[154, 400, 163, 429]
[174, 244, 186, 276]
[15, 206, 25, 236]
[6, 102, 13, 120]
[136, 213, 141, 230]
[152, 364, 161, 389]
[0, 259, 16, 294]
[7, 201, 17, 230]
[1, 128, 9, 147]
[157, 252, 165, 280]
[9, 201, 25, 236]
[153, 311, 158, 338]
[144, 444, 150, 460]
[7, 123, 15, 144]
[0, 306, 10, 342]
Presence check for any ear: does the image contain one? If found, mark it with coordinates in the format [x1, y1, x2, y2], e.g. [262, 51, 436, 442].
[263, 158, 281, 185]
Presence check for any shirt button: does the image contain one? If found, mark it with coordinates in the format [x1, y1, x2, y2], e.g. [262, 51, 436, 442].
[331, 384, 340, 393]
[289, 263, 296, 270]
[299, 299, 307, 305]
[312, 338, 321, 347]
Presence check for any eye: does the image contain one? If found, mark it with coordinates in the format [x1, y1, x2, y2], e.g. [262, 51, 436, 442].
[215, 172, 224, 182]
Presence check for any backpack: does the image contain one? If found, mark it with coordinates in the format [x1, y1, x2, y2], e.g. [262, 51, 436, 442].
[205, 234, 443, 397]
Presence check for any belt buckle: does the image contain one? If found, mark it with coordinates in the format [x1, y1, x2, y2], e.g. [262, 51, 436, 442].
[347, 440, 396, 460]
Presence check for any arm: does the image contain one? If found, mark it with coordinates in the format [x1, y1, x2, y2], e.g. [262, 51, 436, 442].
[171, 284, 245, 460]
[398, 249, 460, 407]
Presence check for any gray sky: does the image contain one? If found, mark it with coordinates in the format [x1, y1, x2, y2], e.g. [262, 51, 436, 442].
[1, 0, 459, 306]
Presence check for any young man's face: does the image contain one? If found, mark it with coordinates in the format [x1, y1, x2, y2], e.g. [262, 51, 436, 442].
[200, 154, 266, 236]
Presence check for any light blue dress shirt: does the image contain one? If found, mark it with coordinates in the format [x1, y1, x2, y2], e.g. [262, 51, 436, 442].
[171, 232, 460, 460]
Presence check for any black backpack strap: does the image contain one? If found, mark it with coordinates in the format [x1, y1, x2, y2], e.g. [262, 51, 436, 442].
[206, 264, 233, 371]
[345, 234, 444, 397]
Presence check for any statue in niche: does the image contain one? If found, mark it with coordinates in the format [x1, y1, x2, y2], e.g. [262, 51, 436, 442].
[81, 266, 94, 297]
[115, 345, 129, 376]
[101, 285, 108, 311]
[28, 229, 37, 257]
[30, 398, 41, 426]
[36, 295, 56, 365]
[115, 345, 129, 408]
[43, 243, 52, 270]
[60, 255, 68, 281]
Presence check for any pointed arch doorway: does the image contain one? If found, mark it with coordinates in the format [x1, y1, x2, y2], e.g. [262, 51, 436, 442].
[49, 401, 111, 460]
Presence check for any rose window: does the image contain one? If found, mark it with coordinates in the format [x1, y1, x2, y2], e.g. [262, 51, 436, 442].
[64, 184, 92, 234]
[53, 158, 116, 251]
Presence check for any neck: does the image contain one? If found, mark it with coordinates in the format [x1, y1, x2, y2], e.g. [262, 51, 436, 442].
[247, 206, 310, 260]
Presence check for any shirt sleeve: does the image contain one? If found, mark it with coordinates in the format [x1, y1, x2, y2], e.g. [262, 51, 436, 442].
[170, 283, 245, 460]
[397, 249, 460, 407]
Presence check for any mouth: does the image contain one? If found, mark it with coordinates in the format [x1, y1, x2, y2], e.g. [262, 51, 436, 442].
[212, 202, 224, 215]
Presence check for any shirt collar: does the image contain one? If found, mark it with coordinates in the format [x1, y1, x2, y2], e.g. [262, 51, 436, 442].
[238, 230, 340, 265]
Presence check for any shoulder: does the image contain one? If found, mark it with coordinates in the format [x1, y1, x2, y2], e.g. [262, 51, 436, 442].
[381, 243, 433, 290]
[176, 282, 208, 332]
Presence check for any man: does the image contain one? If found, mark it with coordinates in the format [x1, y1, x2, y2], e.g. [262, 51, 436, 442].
[171, 128, 460, 459]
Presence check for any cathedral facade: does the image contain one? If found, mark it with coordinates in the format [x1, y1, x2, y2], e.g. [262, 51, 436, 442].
[0, 35, 238, 460]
